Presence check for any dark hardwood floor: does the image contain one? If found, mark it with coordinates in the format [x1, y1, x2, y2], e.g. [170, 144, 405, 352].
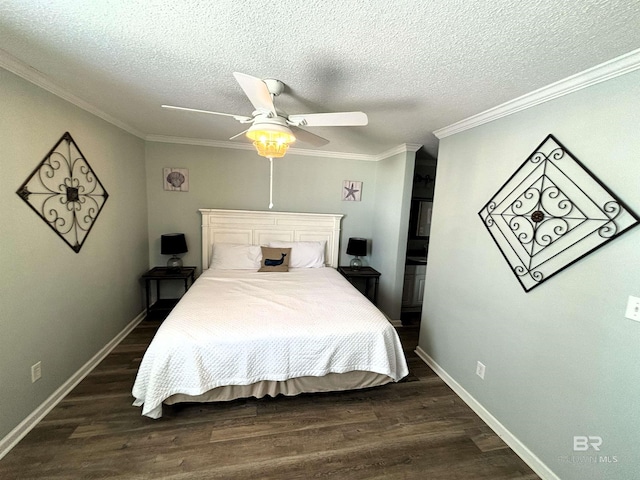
[0, 320, 540, 479]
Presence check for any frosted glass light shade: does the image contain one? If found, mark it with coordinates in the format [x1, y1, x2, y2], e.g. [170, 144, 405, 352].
[246, 124, 296, 158]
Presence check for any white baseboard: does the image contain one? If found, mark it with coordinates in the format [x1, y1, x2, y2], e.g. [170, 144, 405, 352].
[414, 346, 560, 480]
[0, 311, 146, 460]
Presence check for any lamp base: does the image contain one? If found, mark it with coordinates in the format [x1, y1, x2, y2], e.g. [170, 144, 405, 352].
[167, 255, 183, 272]
[350, 256, 363, 270]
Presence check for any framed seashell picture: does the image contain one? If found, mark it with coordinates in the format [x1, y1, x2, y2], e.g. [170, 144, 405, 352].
[163, 168, 189, 192]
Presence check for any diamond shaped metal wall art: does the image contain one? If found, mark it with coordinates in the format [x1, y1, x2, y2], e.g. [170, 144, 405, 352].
[479, 134, 638, 292]
[16, 132, 109, 253]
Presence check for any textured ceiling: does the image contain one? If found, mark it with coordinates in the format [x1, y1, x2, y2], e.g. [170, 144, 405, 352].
[1, 0, 639, 157]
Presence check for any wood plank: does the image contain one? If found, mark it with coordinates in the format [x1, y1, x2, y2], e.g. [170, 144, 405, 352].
[0, 321, 540, 480]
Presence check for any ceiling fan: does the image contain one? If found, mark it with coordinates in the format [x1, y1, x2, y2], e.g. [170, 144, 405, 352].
[162, 72, 368, 158]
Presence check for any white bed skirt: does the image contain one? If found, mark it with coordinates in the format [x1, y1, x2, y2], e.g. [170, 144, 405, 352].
[165, 370, 393, 406]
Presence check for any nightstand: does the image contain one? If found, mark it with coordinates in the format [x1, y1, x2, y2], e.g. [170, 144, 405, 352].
[141, 266, 196, 319]
[338, 266, 381, 305]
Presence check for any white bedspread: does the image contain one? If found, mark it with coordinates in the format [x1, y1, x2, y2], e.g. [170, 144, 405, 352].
[132, 267, 408, 418]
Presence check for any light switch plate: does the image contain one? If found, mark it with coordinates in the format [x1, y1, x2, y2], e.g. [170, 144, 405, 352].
[625, 296, 640, 322]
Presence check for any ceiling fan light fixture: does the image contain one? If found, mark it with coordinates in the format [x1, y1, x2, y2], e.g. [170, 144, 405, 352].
[246, 124, 296, 158]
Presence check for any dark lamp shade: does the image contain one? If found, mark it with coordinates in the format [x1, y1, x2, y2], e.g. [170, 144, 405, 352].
[346, 237, 367, 257]
[161, 233, 188, 255]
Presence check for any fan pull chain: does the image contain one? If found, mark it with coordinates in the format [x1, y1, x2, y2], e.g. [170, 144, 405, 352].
[268, 157, 274, 209]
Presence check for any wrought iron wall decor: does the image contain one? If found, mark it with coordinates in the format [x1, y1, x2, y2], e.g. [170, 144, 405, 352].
[16, 132, 109, 253]
[479, 134, 639, 292]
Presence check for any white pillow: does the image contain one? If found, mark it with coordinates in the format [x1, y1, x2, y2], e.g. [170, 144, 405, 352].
[209, 244, 262, 270]
[268, 241, 326, 268]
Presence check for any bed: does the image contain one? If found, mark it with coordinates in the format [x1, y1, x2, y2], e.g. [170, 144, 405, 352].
[132, 209, 409, 418]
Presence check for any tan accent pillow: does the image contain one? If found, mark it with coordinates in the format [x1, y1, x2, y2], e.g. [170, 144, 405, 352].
[258, 247, 291, 272]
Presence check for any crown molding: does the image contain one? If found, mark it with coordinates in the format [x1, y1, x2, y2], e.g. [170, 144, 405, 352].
[2, 48, 422, 160]
[145, 134, 256, 151]
[434, 48, 640, 139]
[0, 49, 146, 139]
[146, 135, 422, 161]
[145, 134, 376, 160]
[372, 143, 422, 161]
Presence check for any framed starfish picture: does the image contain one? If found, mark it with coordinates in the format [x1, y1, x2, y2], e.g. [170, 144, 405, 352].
[479, 134, 639, 292]
[343, 180, 362, 201]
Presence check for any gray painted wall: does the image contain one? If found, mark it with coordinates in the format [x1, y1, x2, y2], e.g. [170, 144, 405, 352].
[0, 69, 149, 441]
[420, 69, 640, 479]
[145, 142, 414, 318]
[372, 150, 415, 318]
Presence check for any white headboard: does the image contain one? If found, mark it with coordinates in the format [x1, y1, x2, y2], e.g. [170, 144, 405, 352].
[199, 209, 344, 270]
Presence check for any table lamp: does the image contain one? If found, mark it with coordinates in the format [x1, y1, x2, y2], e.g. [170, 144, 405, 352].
[346, 237, 367, 270]
[161, 233, 187, 272]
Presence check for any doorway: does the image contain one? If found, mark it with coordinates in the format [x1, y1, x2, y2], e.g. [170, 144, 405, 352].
[401, 150, 437, 325]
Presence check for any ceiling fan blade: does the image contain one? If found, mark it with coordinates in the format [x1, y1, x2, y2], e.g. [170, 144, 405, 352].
[233, 72, 277, 116]
[162, 104, 251, 122]
[288, 111, 368, 127]
[290, 126, 330, 147]
[229, 128, 249, 141]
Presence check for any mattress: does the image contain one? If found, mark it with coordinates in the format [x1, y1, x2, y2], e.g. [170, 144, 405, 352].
[132, 267, 408, 418]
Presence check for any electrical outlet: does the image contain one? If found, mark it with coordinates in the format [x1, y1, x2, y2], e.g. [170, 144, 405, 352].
[476, 361, 486, 379]
[31, 361, 42, 383]
[625, 295, 640, 322]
